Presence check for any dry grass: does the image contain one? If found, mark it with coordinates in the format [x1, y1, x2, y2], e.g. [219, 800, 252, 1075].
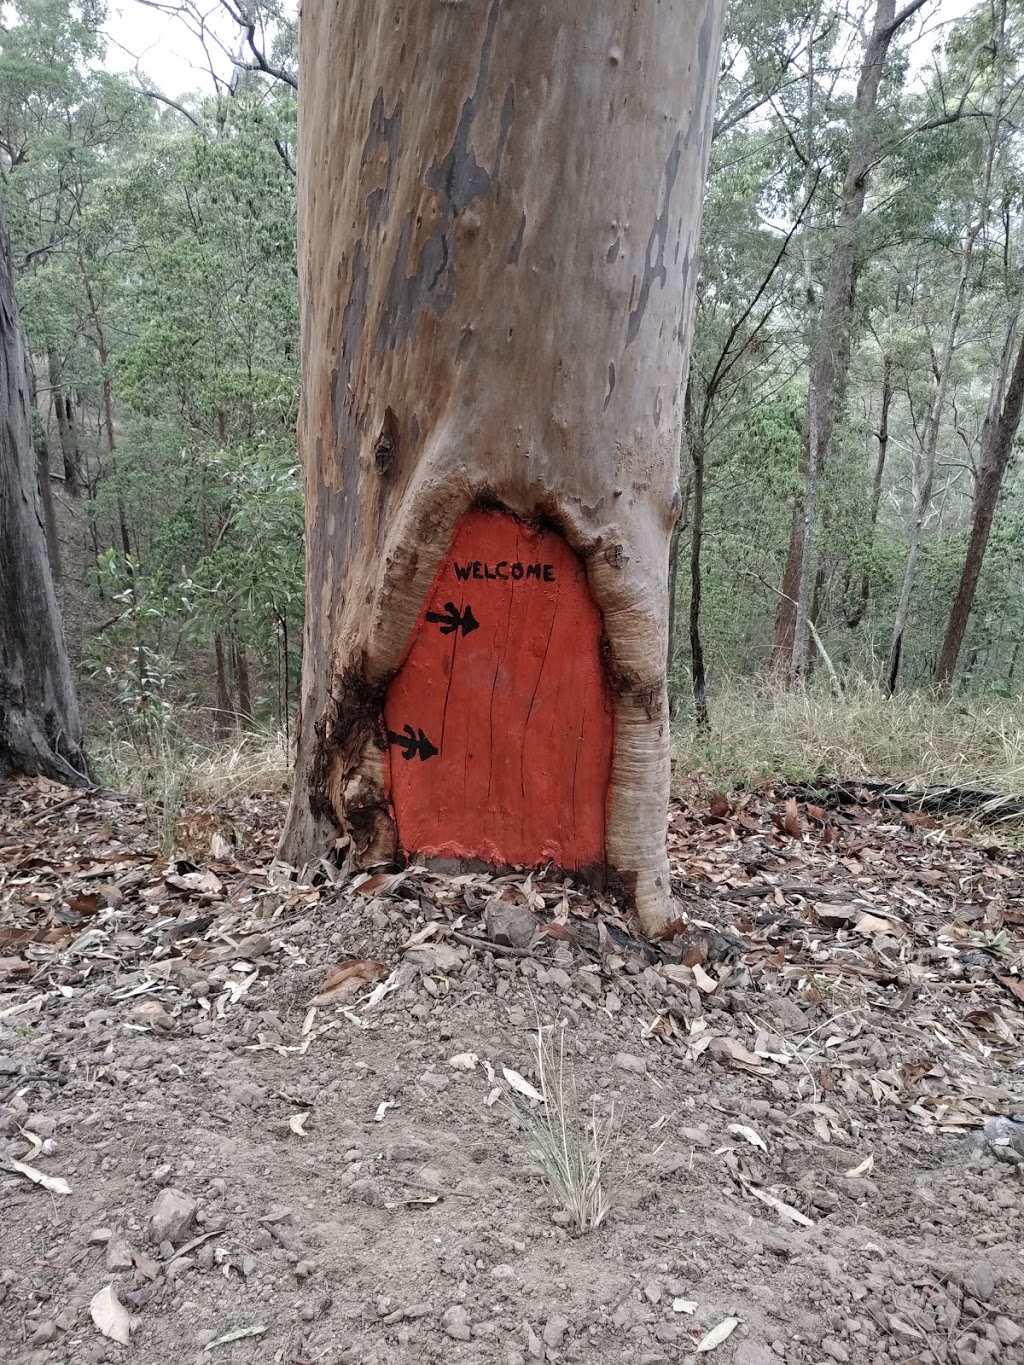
[508, 1026, 618, 1233]
[674, 677, 1024, 796]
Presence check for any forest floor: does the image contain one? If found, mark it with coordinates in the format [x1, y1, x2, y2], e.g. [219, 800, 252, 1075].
[2, 775, 1024, 1365]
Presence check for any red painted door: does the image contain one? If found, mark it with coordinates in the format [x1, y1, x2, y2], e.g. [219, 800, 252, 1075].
[383, 509, 613, 873]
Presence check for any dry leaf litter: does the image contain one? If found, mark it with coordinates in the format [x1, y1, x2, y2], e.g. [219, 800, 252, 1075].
[1, 775, 1023, 1365]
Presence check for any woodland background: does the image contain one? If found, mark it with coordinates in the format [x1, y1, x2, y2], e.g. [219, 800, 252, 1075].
[3, 0, 1022, 803]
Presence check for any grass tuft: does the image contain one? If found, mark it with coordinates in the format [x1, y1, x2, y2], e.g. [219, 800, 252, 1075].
[508, 1026, 618, 1233]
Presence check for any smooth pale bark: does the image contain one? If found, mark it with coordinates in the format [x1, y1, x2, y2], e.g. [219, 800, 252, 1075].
[0, 207, 87, 785]
[773, 0, 926, 680]
[282, 0, 724, 931]
[934, 318, 1024, 688]
[847, 353, 892, 628]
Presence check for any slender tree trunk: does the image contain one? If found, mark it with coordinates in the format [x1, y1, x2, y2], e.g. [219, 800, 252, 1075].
[281, 0, 724, 932]
[847, 353, 892, 628]
[933, 320, 1024, 688]
[213, 634, 233, 739]
[773, 0, 925, 680]
[686, 390, 710, 734]
[81, 264, 117, 459]
[0, 207, 87, 784]
[48, 347, 80, 494]
[28, 356, 61, 583]
[233, 634, 254, 722]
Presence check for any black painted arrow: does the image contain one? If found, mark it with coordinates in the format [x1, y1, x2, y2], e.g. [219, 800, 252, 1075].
[425, 601, 479, 637]
[387, 724, 439, 762]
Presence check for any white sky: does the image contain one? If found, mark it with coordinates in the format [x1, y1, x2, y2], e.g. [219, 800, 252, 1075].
[102, 0, 978, 99]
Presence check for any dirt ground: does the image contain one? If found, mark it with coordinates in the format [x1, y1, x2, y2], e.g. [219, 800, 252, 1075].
[2, 776, 1023, 1365]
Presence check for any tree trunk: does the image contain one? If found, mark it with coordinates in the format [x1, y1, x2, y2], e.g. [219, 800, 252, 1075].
[772, 0, 924, 679]
[213, 634, 233, 739]
[48, 346, 80, 494]
[0, 207, 87, 784]
[847, 353, 892, 628]
[28, 355, 61, 583]
[933, 319, 1024, 689]
[233, 634, 254, 723]
[281, 0, 724, 932]
[685, 389, 710, 735]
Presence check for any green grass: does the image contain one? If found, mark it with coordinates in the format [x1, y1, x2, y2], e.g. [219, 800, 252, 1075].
[673, 676, 1024, 796]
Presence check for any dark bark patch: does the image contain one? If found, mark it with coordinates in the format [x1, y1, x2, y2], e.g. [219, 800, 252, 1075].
[374, 406, 399, 477]
[603, 361, 615, 411]
[507, 211, 526, 265]
[606, 237, 620, 264]
[375, 0, 512, 357]
[362, 87, 403, 230]
[332, 241, 371, 562]
[626, 130, 681, 347]
[653, 388, 662, 428]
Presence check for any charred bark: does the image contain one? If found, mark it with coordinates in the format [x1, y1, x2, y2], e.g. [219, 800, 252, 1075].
[282, 0, 724, 931]
[0, 207, 87, 785]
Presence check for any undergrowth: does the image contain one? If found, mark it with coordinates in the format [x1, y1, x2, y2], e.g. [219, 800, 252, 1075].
[674, 677, 1024, 796]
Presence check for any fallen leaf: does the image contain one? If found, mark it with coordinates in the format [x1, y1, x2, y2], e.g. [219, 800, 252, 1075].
[66, 892, 100, 916]
[502, 1066, 544, 1103]
[784, 798, 802, 838]
[0, 957, 32, 976]
[354, 871, 394, 896]
[692, 963, 718, 994]
[485, 1086, 502, 1107]
[854, 912, 904, 937]
[742, 1179, 814, 1227]
[8, 1158, 71, 1195]
[709, 1037, 775, 1076]
[672, 1298, 698, 1314]
[210, 831, 233, 859]
[204, 1324, 268, 1351]
[90, 1284, 130, 1345]
[695, 1316, 740, 1352]
[374, 1101, 396, 1122]
[309, 958, 387, 1007]
[997, 974, 1024, 1003]
[288, 1112, 310, 1136]
[708, 792, 732, 819]
[845, 1154, 874, 1177]
[728, 1123, 768, 1152]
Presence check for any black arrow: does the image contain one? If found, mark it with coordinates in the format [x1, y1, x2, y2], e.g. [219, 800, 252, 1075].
[425, 601, 480, 637]
[387, 724, 439, 762]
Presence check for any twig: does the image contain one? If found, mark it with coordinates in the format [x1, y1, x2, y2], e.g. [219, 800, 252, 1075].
[449, 930, 533, 959]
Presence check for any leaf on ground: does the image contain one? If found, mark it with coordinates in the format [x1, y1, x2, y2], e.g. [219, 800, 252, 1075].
[784, 798, 802, 838]
[288, 1111, 310, 1136]
[672, 1297, 698, 1314]
[709, 1037, 775, 1076]
[0, 957, 32, 976]
[374, 1100, 396, 1122]
[204, 1324, 268, 1351]
[728, 1122, 768, 1152]
[846, 1154, 874, 1177]
[90, 1284, 130, 1345]
[309, 958, 387, 1006]
[695, 1316, 740, 1352]
[742, 1179, 814, 1227]
[8, 1158, 71, 1195]
[502, 1066, 544, 1103]
[692, 963, 718, 994]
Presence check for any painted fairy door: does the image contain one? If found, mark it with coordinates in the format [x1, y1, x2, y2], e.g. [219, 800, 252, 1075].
[383, 508, 613, 874]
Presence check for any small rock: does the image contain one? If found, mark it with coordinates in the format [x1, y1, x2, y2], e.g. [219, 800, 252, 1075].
[963, 1263, 997, 1302]
[294, 1261, 314, 1280]
[442, 1305, 472, 1342]
[967, 1114, 1024, 1163]
[822, 1339, 849, 1362]
[643, 1281, 662, 1305]
[733, 1344, 778, 1365]
[26, 1115, 56, 1138]
[551, 1209, 573, 1227]
[88, 1228, 112, 1245]
[485, 898, 537, 949]
[995, 1317, 1022, 1346]
[105, 1237, 133, 1272]
[195, 1329, 217, 1347]
[150, 1163, 174, 1186]
[613, 1052, 646, 1076]
[543, 1314, 569, 1349]
[149, 1187, 197, 1246]
[262, 1204, 293, 1224]
[27, 1322, 56, 1347]
[525, 1323, 545, 1359]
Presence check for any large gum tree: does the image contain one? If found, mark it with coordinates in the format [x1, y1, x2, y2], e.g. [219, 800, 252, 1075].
[283, 0, 724, 933]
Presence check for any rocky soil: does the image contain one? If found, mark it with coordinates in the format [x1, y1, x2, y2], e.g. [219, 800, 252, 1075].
[2, 776, 1023, 1365]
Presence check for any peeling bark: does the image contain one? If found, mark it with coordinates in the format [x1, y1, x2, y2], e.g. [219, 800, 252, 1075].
[282, 0, 724, 932]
